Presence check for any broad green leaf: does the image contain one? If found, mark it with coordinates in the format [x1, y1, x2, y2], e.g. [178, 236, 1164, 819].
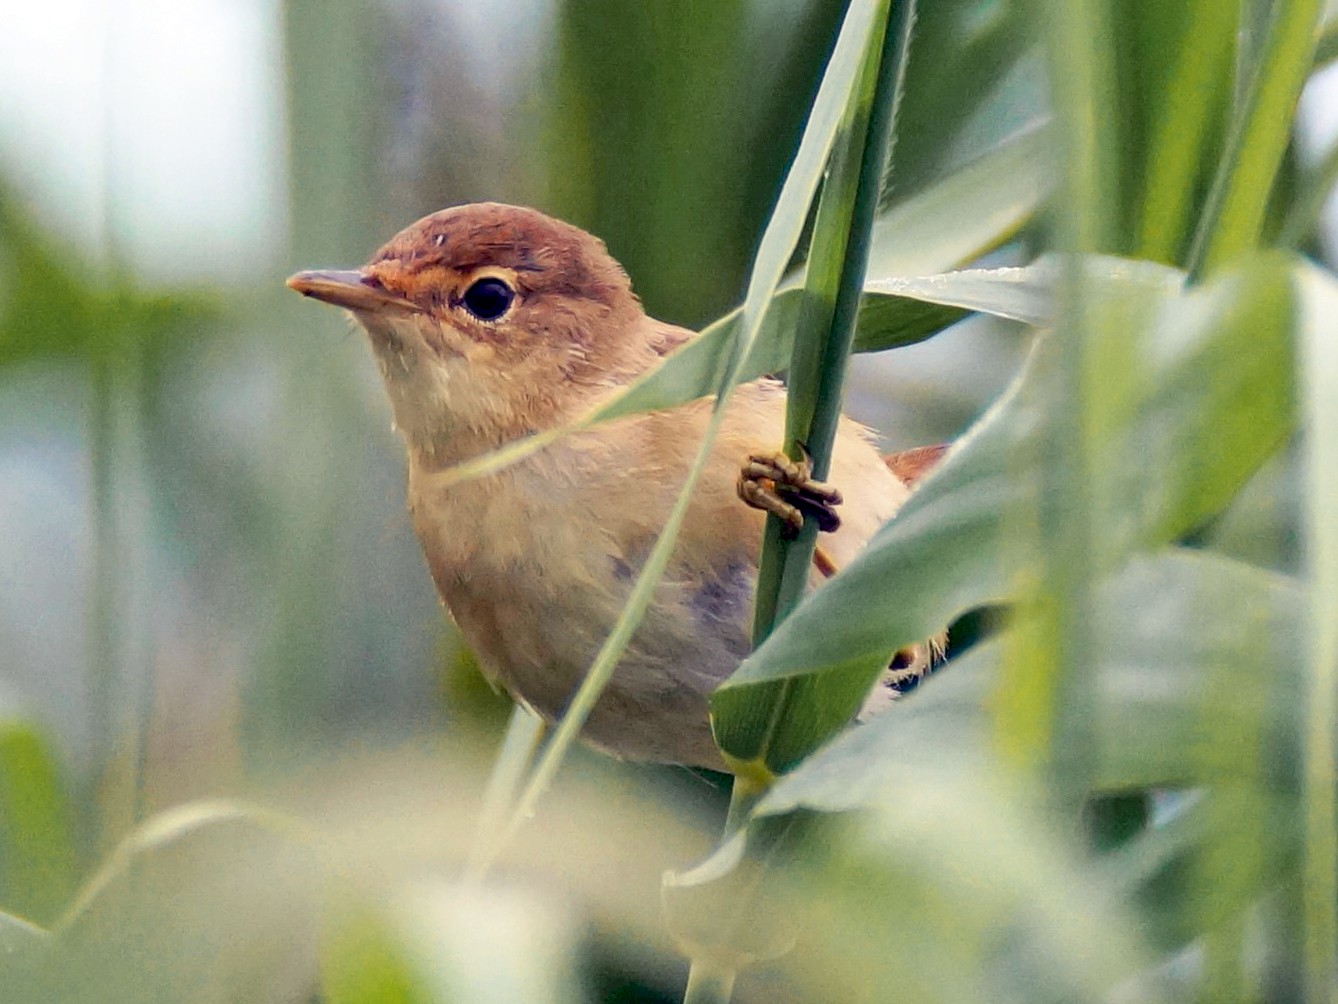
[739, 547, 1305, 976]
[754, 548, 1303, 818]
[1100, 255, 1297, 554]
[1091, 551, 1301, 792]
[716, 256, 1299, 710]
[856, 253, 1182, 355]
[867, 123, 1056, 278]
[863, 253, 1183, 332]
[669, 739, 1151, 1003]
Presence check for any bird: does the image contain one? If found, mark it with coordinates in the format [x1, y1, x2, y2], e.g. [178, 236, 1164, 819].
[288, 203, 942, 771]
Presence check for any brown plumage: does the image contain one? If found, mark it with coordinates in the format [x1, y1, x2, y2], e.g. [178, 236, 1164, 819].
[288, 203, 942, 770]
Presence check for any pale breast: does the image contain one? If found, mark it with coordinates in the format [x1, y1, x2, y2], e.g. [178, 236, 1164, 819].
[406, 381, 910, 767]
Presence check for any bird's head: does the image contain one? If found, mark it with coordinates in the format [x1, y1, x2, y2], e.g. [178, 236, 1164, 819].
[288, 202, 648, 454]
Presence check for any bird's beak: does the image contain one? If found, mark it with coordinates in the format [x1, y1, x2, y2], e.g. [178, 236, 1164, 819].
[286, 269, 423, 313]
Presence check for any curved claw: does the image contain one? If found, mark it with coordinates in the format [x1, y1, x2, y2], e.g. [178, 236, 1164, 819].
[736, 449, 843, 537]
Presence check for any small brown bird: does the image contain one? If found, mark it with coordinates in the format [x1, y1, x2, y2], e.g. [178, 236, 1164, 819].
[288, 203, 940, 770]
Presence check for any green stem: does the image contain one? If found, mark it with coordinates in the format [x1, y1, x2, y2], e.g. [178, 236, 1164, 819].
[681, 6, 912, 1002]
[753, 0, 915, 644]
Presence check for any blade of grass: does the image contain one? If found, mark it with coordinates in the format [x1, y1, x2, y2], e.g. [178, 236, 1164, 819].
[992, 0, 1117, 804]
[1135, 1, 1236, 264]
[1298, 266, 1338, 1004]
[1187, 0, 1324, 278]
[751, 3, 904, 644]
[710, 0, 911, 787]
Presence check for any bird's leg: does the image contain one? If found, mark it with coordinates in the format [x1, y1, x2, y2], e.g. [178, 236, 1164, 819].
[737, 449, 843, 536]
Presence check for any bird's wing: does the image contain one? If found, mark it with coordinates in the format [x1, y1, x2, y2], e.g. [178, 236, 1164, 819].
[883, 444, 949, 487]
[648, 320, 695, 357]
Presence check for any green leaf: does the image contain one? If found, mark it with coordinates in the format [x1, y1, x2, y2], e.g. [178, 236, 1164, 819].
[753, 548, 1303, 817]
[890, 2, 1037, 200]
[672, 738, 1152, 1002]
[717, 254, 1298, 703]
[862, 252, 1184, 333]
[0, 722, 78, 926]
[737, 546, 1307, 974]
[1188, 0, 1325, 275]
[1132, 0, 1237, 263]
[866, 123, 1056, 278]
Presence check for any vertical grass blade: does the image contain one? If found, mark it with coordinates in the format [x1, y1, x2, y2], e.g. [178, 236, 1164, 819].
[1188, 0, 1324, 278]
[1298, 266, 1338, 1004]
[993, 0, 1117, 802]
[1135, 1, 1236, 264]
[753, 0, 915, 643]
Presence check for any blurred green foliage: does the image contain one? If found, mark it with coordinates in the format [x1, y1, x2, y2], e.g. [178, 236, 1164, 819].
[0, 0, 1336, 1001]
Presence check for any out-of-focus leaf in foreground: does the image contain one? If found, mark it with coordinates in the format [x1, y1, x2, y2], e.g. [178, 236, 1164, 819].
[715, 255, 1304, 724]
[759, 548, 1302, 816]
[669, 547, 1302, 996]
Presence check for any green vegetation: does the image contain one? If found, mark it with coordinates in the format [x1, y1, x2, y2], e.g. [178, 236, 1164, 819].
[1, 0, 1335, 1000]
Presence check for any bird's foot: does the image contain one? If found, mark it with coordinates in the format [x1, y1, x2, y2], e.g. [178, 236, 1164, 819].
[737, 449, 843, 536]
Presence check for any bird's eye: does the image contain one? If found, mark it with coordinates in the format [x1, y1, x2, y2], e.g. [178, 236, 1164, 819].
[461, 277, 515, 321]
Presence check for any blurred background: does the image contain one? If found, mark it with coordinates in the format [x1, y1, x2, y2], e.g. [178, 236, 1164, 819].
[3, 0, 1338, 999]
